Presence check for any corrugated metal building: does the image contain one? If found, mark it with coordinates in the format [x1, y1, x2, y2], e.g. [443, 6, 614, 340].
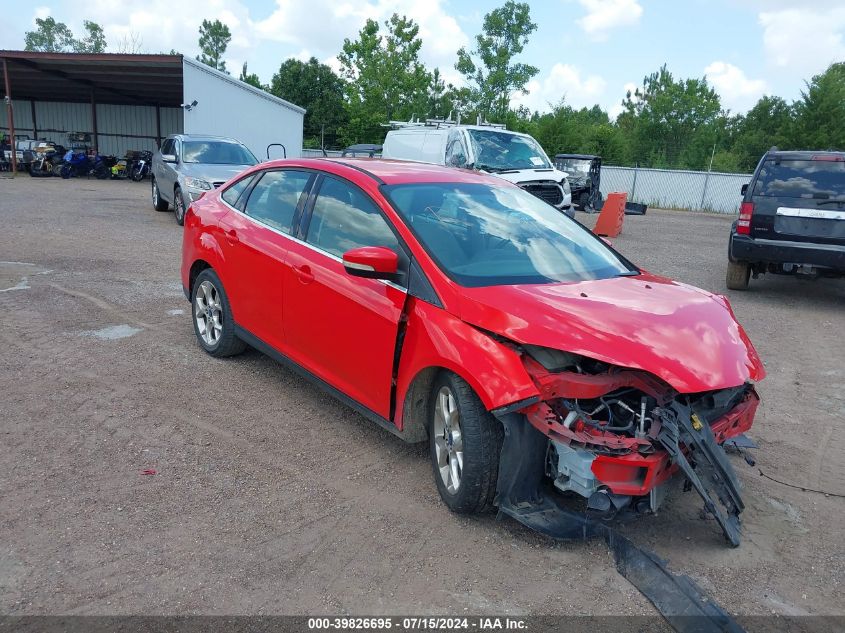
[1, 52, 304, 161]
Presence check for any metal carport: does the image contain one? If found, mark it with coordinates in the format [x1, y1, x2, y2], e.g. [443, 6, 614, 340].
[1, 51, 304, 171]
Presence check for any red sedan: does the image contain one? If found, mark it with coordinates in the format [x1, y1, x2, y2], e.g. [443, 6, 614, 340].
[181, 159, 765, 545]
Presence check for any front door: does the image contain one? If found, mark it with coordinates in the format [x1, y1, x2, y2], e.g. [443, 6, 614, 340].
[282, 175, 407, 418]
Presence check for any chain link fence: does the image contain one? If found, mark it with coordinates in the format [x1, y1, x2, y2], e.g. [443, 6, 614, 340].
[600, 166, 752, 214]
[300, 151, 750, 215]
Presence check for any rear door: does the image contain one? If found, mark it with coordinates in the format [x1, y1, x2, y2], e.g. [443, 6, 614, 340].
[217, 169, 315, 350]
[282, 175, 408, 418]
[749, 156, 845, 245]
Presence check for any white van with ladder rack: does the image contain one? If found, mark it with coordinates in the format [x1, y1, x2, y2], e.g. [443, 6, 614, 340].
[381, 118, 573, 216]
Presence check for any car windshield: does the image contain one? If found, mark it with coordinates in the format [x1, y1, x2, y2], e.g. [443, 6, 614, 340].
[182, 141, 257, 166]
[466, 130, 552, 171]
[753, 158, 845, 198]
[384, 182, 636, 287]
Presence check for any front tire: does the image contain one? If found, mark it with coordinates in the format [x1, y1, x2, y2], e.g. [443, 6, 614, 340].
[191, 269, 246, 358]
[429, 372, 503, 514]
[151, 178, 169, 211]
[726, 260, 750, 290]
[174, 186, 187, 226]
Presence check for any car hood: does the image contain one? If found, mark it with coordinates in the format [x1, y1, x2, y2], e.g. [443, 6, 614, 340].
[486, 167, 568, 185]
[179, 163, 253, 184]
[457, 273, 765, 393]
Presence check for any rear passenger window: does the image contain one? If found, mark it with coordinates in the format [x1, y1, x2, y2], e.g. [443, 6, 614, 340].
[221, 176, 253, 208]
[243, 170, 312, 234]
[306, 176, 399, 258]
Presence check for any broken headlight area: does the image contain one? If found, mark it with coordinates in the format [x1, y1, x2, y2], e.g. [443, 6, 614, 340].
[505, 349, 760, 546]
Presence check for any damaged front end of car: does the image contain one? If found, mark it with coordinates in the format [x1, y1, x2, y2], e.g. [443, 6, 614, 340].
[492, 345, 761, 547]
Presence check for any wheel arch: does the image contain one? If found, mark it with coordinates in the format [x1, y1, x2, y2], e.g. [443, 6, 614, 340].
[188, 259, 213, 298]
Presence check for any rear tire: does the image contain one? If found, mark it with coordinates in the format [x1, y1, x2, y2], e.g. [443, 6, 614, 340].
[191, 269, 246, 358]
[726, 261, 750, 290]
[151, 178, 169, 211]
[429, 372, 503, 514]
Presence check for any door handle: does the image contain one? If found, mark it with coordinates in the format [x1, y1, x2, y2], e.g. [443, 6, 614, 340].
[224, 228, 239, 245]
[294, 264, 314, 284]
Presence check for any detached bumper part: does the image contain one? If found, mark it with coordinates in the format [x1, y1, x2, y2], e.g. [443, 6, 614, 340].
[494, 413, 745, 633]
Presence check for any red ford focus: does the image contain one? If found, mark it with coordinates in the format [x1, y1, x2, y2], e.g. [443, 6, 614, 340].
[181, 159, 765, 546]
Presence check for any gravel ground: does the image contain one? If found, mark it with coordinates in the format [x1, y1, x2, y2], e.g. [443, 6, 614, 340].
[0, 176, 843, 618]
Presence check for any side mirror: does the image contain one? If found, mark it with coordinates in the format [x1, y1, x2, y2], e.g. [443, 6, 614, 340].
[342, 246, 398, 280]
[161, 153, 177, 163]
[740, 184, 748, 196]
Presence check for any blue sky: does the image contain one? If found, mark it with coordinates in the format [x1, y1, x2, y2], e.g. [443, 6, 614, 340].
[2, 0, 844, 116]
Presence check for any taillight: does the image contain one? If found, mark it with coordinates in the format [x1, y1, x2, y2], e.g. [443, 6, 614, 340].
[737, 201, 754, 235]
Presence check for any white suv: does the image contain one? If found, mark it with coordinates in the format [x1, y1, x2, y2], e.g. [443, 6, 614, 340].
[382, 123, 573, 216]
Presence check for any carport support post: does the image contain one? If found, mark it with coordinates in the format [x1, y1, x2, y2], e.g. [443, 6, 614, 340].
[3, 57, 17, 174]
[90, 91, 98, 153]
[155, 105, 161, 148]
[30, 100, 37, 139]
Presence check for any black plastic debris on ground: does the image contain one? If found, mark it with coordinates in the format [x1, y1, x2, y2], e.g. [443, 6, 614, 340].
[495, 412, 746, 633]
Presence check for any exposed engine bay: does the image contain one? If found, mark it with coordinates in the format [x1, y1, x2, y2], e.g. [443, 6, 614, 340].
[495, 344, 759, 547]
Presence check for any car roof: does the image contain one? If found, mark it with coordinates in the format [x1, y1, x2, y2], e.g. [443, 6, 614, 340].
[555, 154, 598, 160]
[170, 134, 242, 143]
[262, 157, 510, 186]
[764, 150, 845, 160]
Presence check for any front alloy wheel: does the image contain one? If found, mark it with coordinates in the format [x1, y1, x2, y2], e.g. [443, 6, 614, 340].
[428, 372, 502, 514]
[174, 187, 186, 226]
[433, 386, 464, 494]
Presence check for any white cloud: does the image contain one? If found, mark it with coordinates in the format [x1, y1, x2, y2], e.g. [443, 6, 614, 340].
[513, 63, 607, 112]
[759, 7, 845, 80]
[576, 0, 643, 41]
[255, 0, 467, 74]
[704, 61, 768, 112]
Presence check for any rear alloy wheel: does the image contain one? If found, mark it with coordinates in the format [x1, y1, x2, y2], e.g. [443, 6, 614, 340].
[192, 269, 246, 358]
[726, 260, 750, 290]
[151, 178, 169, 212]
[429, 372, 502, 514]
[174, 186, 187, 226]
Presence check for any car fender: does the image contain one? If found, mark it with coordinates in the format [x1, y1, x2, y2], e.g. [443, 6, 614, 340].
[393, 298, 539, 435]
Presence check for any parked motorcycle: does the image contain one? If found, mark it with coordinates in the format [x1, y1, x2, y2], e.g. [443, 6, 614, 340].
[129, 150, 153, 181]
[60, 150, 111, 179]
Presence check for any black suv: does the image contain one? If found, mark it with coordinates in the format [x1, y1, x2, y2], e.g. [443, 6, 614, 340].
[727, 149, 845, 289]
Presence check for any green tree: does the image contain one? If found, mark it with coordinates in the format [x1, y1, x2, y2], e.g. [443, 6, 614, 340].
[455, 1, 538, 121]
[620, 64, 722, 168]
[729, 96, 794, 170]
[24, 17, 75, 52]
[74, 20, 107, 53]
[793, 62, 845, 151]
[338, 14, 431, 143]
[271, 57, 348, 149]
[239, 62, 265, 90]
[197, 19, 231, 73]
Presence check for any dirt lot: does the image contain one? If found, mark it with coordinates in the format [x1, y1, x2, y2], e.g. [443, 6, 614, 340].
[0, 176, 843, 618]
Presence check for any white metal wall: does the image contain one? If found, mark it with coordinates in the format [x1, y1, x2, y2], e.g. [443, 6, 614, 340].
[182, 57, 305, 160]
[600, 166, 752, 214]
[1, 99, 182, 155]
